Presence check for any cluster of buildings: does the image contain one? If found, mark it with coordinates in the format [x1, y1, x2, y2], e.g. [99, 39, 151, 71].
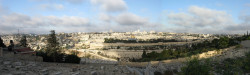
[0, 30, 216, 51]
[1, 30, 242, 62]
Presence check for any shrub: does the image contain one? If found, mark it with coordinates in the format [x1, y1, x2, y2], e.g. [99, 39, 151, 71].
[37, 51, 81, 64]
[154, 71, 162, 75]
[164, 70, 174, 75]
[215, 58, 243, 75]
[180, 57, 212, 75]
[65, 54, 81, 64]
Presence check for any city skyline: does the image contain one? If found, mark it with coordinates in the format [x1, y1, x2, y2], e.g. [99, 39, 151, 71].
[0, 0, 249, 34]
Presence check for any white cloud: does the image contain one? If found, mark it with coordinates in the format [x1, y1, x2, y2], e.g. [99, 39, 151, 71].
[166, 6, 236, 34]
[225, 14, 250, 33]
[44, 16, 89, 26]
[65, 0, 85, 4]
[0, 13, 90, 34]
[168, 6, 233, 27]
[239, 14, 250, 24]
[98, 13, 112, 22]
[1, 13, 89, 26]
[39, 4, 64, 11]
[90, 0, 127, 12]
[30, 0, 85, 4]
[115, 13, 148, 25]
[167, 13, 195, 26]
[95, 12, 161, 32]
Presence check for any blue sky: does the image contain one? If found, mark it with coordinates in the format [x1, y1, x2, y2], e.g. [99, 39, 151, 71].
[0, 0, 249, 34]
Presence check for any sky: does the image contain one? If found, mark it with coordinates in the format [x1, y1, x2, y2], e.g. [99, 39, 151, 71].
[0, 0, 249, 34]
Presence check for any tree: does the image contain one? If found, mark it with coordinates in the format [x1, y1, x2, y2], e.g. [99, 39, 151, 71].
[211, 39, 219, 48]
[36, 30, 81, 64]
[154, 71, 162, 75]
[20, 35, 28, 47]
[147, 51, 158, 59]
[117, 46, 120, 49]
[10, 40, 14, 47]
[45, 30, 62, 62]
[218, 37, 229, 48]
[8, 40, 14, 51]
[142, 50, 147, 58]
[0, 37, 6, 48]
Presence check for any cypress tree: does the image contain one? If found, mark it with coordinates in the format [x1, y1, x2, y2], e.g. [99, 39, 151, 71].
[20, 35, 28, 47]
[45, 30, 62, 62]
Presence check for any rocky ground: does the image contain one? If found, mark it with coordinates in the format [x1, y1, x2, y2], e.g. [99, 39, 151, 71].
[0, 51, 133, 75]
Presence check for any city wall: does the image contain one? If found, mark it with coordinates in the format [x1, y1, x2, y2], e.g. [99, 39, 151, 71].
[103, 41, 196, 47]
[99, 50, 163, 59]
[90, 41, 201, 49]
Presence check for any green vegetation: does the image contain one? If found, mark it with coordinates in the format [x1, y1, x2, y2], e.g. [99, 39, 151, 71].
[179, 57, 212, 75]
[45, 30, 62, 62]
[154, 71, 163, 75]
[142, 50, 147, 58]
[171, 35, 250, 75]
[65, 54, 81, 63]
[104, 38, 179, 43]
[20, 35, 28, 47]
[36, 30, 81, 64]
[178, 50, 250, 75]
[135, 36, 248, 62]
[213, 50, 250, 74]
[215, 58, 244, 75]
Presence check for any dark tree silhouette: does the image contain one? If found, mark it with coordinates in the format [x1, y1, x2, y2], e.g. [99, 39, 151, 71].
[45, 30, 62, 62]
[142, 50, 147, 58]
[8, 40, 14, 51]
[0, 37, 6, 48]
[20, 35, 28, 47]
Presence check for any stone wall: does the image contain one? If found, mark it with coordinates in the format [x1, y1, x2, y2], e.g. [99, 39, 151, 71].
[15, 54, 43, 62]
[90, 41, 201, 49]
[81, 58, 117, 64]
[99, 50, 163, 61]
[103, 42, 194, 47]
